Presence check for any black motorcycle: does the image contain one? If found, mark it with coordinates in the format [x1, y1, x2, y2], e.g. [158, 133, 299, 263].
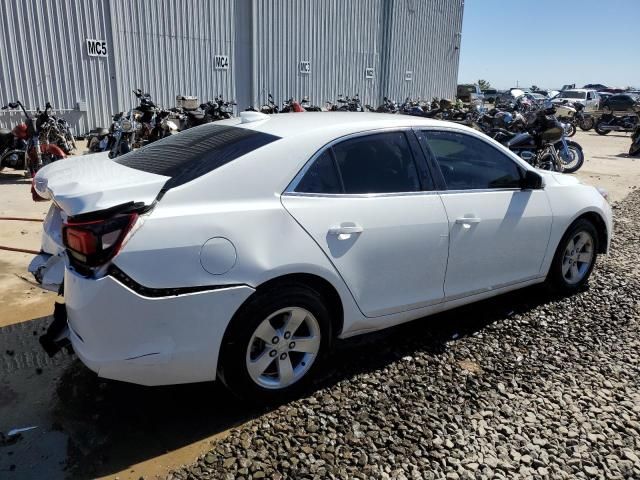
[366, 97, 398, 114]
[490, 108, 583, 173]
[595, 113, 638, 135]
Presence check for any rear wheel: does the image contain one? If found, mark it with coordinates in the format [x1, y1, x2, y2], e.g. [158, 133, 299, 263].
[546, 219, 598, 294]
[219, 285, 331, 403]
[594, 120, 610, 135]
[578, 116, 594, 131]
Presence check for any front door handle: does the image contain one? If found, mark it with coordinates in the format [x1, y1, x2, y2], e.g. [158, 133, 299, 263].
[455, 217, 481, 228]
[328, 224, 364, 236]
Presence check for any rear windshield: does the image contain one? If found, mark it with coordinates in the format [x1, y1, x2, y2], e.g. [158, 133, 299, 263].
[115, 124, 280, 190]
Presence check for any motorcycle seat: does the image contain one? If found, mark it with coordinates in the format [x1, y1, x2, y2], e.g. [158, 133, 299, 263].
[187, 111, 205, 120]
[90, 127, 109, 136]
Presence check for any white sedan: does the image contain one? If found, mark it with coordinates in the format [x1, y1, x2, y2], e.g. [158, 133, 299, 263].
[33, 112, 612, 401]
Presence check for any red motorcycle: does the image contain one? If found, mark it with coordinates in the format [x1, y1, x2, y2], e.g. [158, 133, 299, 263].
[1, 101, 66, 178]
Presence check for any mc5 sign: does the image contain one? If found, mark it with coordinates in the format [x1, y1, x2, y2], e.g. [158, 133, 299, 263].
[86, 39, 108, 57]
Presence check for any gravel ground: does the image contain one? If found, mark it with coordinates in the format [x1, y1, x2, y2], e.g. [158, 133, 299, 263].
[169, 189, 640, 480]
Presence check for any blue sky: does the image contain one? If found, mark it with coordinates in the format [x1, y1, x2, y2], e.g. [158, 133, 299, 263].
[458, 0, 639, 90]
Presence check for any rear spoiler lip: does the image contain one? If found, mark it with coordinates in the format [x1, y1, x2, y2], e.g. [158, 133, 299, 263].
[66, 201, 154, 223]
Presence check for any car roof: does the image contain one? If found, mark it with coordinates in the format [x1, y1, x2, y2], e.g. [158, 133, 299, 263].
[563, 89, 593, 93]
[216, 112, 458, 140]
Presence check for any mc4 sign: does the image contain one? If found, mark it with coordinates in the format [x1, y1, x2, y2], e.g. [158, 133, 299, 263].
[86, 39, 107, 57]
[214, 55, 229, 70]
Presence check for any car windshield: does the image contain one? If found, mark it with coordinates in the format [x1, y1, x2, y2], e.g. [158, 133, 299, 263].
[115, 124, 281, 190]
[559, 91, 587, 99]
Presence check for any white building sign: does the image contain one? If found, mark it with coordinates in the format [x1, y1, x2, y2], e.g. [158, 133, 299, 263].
[86, 38, 107, 57]
[214, 55, 229, 70]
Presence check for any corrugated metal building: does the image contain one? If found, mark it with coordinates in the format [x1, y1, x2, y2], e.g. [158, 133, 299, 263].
[0, 0, 464, 134]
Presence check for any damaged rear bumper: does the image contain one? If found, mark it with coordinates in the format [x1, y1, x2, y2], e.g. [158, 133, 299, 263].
[64, 268, 254, 386]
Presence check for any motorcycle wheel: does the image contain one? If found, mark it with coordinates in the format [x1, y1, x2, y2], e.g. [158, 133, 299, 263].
[564, 123, 577, 137]
[594, 120, 610, 136]
[578, 117, 594, 131]
[630, 140, 640, 157]
[559, 142, 585, 174]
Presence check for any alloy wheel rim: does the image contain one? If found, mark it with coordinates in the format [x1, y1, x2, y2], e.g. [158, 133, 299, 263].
[562, 231, 594, 284]
[246, 307, 321, 390]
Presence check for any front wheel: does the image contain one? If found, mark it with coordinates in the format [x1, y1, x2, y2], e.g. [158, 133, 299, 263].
[546, 219, 598, 295]
[630, 139, 640, 157]
[564, 122, 577, 137]
[219, 285, 331, 403]
[558, 141, 585, 174]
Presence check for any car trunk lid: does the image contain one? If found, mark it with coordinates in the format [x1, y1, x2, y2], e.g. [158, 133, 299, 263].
[33, 152, 170, 217]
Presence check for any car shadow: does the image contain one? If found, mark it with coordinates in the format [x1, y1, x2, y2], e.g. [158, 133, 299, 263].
[54, 283, 565, 478]
[0, 172, 30, 185]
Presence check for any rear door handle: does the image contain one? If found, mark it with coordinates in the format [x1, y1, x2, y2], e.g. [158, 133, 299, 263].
[328, 224, 364, 235]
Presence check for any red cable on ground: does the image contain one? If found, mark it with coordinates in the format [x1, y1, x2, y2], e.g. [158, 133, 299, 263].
[0, 217, 45, 254]
[0, 217, 44, 222]
[0, 245, 41, 255]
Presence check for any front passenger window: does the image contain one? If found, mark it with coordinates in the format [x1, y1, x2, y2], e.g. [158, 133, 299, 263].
[422, 131, 523, 190]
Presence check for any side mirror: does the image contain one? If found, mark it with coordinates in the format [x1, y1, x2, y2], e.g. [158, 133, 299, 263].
[521, 170, 543, 190]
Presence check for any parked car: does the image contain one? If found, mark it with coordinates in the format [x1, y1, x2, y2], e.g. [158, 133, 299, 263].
[599, 93, 640, 114]
[457, 84, 484, 105]
[551, 89, 600, 112]
[33, 112, 612, 401]
[481, 89, 500, 103]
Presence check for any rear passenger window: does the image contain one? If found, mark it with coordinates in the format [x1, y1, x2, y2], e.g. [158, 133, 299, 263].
[422, 131, 522, 190]
[295, 150, 342, 194]
[332, 132, 420, 194]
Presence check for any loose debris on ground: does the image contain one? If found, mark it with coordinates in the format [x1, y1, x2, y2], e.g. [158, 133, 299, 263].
[170, 189, 640, 480]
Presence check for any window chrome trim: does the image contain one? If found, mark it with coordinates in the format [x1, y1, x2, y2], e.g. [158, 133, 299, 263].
[283, 187, 523, 199]
[283, 190, 441, 199]
[283, 126, 418, 195]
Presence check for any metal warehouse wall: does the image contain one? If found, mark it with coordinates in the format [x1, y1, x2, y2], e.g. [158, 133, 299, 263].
[383, 0, 464, 101]
[109, 0, 236, 115]
[251, 0, 385, 109]
[250, 0, 463, 109]
[0, 0, 463, 134]
[0, 0, 117, 133]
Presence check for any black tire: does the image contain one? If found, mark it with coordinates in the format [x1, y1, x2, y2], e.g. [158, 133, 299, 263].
[546, 218, 599, 295]
[594, 120, 610, 135]
[559, 141, 584, 174]
[578, 116, 594, 131]
[630, 141, 640, 157]
[218, 284, 332, 403]
[564, 122, 577, 137]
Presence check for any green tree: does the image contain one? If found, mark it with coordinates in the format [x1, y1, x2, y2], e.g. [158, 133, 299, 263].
[477, 79, 491, 90]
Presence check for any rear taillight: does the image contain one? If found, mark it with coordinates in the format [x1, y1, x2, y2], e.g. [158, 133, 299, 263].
[63, 213, 138, 268]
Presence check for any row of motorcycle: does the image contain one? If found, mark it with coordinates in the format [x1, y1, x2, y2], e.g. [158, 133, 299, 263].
[0, 101, 76, 176]
[2, 90, 639, 177]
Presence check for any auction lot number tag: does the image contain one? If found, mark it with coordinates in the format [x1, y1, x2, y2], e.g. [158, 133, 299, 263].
[86, 39, 108, 57]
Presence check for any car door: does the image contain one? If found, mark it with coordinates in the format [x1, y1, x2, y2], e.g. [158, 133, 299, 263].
[281, 130, 450, 317]
[416, 129, 552, 300]
[586, 91, 598, 111]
